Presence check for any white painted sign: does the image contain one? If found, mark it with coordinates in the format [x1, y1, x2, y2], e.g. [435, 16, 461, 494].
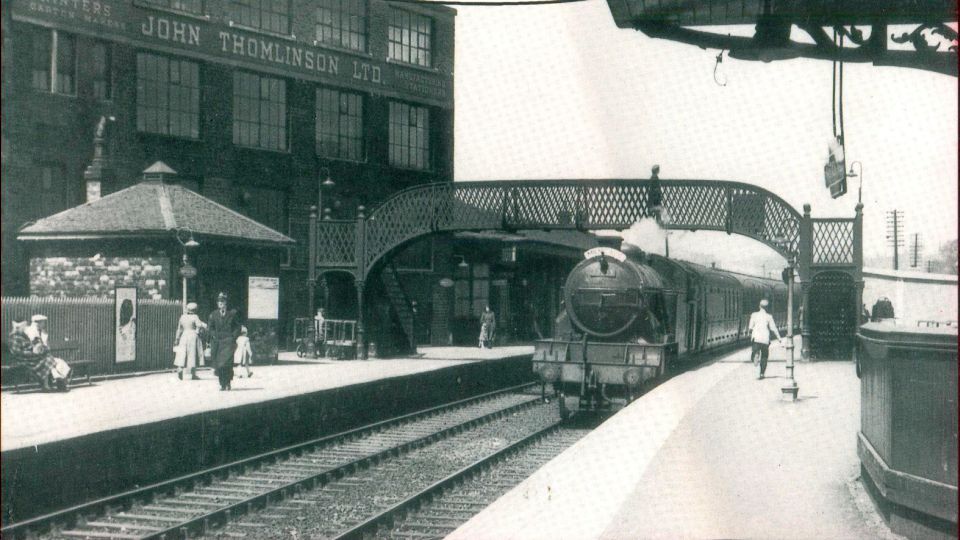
[584, 247, 627, 262]
[248, 276, 279, 320]
[115, 287, 137, 363]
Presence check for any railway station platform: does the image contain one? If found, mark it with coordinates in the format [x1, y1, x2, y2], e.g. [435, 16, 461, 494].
[451, 338, 903, 540]
[1, 346, 533, 524]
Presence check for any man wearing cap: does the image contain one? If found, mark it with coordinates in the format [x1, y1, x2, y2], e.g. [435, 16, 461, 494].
[208, 292, 243, 391]
[748, 299, 782, 380]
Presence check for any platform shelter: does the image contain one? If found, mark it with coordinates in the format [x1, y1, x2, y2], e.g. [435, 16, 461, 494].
[15, 162, 293, 368]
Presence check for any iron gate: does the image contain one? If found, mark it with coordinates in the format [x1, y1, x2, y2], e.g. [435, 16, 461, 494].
[807, 271, 857, 360]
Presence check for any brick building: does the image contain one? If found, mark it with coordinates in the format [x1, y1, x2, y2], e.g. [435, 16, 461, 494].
[1, 0, 455, 341]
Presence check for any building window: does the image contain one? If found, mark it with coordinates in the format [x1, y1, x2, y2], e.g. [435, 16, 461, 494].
[141, 0, 205, 15]
[388, 101, 429, 170]
[30, 29, 50, 91]
[231, 0, 290, 35]
[136, 53, 200, 138]
[54, 33, 76, 95]
[30, 29, 76, 95]
[316, 88, 363, 161]
[233, 71, 287, 151]
[315, 0, 367, 52]
[91, 42, 112, 101]
[388, 9, 432, 67]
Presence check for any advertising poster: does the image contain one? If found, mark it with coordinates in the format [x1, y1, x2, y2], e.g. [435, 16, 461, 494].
[115, 287, 137, 363]
[248, 276, 280, 320]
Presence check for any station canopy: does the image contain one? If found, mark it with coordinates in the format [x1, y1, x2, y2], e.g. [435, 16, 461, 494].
[606, 0, 956, 27]
[605, 0, 958, 76]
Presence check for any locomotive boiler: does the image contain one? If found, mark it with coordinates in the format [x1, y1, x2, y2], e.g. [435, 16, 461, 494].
[533, 243, 796, 417]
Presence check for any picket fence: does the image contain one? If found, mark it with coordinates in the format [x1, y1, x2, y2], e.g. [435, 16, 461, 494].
[2, 297, 183, 376]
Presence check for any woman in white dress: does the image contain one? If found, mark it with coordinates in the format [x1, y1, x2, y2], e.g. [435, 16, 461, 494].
[174, 302, 206, 380]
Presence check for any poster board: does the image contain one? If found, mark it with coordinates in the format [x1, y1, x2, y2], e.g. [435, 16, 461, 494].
[115, 287, 137, 363]
[248, 276, 280, 320]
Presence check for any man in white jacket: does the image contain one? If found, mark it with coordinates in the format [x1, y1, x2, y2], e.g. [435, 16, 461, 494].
[748, 299, 782, 380]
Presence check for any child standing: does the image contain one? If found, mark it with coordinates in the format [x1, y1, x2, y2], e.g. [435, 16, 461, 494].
[234, 326, 254, 378]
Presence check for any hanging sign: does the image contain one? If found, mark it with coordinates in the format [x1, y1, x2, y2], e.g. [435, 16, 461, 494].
[824, 137, 847, 199]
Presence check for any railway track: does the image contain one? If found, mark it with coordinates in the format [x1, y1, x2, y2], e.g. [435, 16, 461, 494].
[3, 384, 545, 540]
[347, 424, 589, 540]
[208, 399, 564, 539]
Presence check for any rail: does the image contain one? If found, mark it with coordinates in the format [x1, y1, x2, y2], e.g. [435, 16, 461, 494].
[332, 422, 566, 540]
[0, 383, 539, 540]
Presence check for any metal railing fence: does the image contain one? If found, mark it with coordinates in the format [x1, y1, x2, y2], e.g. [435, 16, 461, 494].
[2, 297, 182, 376]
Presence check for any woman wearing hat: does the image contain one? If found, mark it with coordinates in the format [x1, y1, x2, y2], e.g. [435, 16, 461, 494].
[208, 292, 243, 391]
[174, 302, 207, 380]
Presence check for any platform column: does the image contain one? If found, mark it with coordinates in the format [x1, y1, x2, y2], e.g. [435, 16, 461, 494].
[354, 206, 367, 359]
[798, 203, 813, 359]
[308, 205, 318, 318]
[853, 202, 864, 326]
[782, 258, 799, 400]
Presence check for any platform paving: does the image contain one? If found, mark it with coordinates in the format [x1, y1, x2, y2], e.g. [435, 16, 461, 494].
[450, 339, 901, 540]
[1, 346, 533, 452]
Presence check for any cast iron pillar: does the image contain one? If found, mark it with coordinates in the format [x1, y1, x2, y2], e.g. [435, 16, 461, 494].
[853, 202, 865, 326]
[782, 259, 799, 401]
[307, 205, 318, 319]
[798, 203, 813, 360]
[355, 205, 367, 359]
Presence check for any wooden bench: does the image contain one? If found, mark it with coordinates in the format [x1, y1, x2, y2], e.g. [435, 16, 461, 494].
[1, 343, 95, 393]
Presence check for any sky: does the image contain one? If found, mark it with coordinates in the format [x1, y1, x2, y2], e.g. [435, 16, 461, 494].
[451, 1, 958, 274]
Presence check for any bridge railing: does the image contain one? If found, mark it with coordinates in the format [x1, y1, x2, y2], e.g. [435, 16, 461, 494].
[314, 180, 809, 277]
[812, 218, 856, 265]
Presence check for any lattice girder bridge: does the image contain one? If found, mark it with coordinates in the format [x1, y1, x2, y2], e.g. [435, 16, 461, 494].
[308, 179, 863, 359]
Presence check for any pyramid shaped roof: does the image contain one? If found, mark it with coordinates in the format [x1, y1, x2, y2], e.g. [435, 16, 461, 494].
[19, 164, 294, 246]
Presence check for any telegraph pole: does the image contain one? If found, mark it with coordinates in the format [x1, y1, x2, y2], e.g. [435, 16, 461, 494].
[886, 210, 904, 270]
[910, 233, 923, 268]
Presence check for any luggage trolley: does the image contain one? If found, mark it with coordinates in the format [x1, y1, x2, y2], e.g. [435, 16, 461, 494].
[322, 319, 358, 360]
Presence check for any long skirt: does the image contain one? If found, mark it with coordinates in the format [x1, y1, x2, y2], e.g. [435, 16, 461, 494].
[479, 323, 495, 346]
[174, 329, 204, 369]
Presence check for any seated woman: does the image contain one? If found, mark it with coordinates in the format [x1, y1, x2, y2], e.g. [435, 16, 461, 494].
[7, 316, 70, 392]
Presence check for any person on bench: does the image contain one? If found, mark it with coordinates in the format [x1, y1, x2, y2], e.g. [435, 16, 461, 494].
[8, 316, 70, 392]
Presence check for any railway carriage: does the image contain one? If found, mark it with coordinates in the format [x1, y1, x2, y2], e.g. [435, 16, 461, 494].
[533, 243, 798, 417]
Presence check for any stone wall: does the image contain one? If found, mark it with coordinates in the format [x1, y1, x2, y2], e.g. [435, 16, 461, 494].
[30, 256, 171, 299]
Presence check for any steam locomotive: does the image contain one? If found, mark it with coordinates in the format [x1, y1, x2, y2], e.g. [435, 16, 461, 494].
[532, 243, 798, 417]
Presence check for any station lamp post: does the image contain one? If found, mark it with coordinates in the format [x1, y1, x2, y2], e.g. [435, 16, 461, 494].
[176, 227, 200, 313]
[775, 236, 799, 401]
[847, 161, 864, 205]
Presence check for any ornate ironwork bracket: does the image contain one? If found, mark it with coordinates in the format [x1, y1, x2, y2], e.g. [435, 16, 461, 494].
[633, 21, 958, 76]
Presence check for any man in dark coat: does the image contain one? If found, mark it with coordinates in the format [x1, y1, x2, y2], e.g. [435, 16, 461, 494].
[208, 292, 242, 391]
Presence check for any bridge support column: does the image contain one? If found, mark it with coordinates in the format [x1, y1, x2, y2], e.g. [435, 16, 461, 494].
[854, 203, 865, 327]
[354, 205, 367, 360]
[307, 206, 318, 318]
[799, 203, 813, 359]
[355, 279, 366, 360]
